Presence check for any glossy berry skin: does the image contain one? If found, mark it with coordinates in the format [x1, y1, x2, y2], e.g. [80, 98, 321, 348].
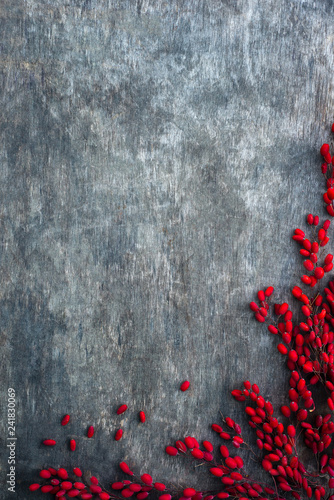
[180, 380, 190, 391]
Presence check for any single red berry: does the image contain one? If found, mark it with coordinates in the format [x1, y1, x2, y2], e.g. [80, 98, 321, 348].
[321, 144, 330, 156]
[100, 494, 111, 500]
[141, 474, 153, 485]
[43, 439, 56, 446]
[139, 411, 146, 423]
[184, 488, 197, 498]
[57, 468, 68, 480]
[29, 484, 41, 491]
[166, 445, 178, 456]
[70, 439, 76, 451]
[41, 485, 54, 493]
[211, 424, 223, 433]
[184, 436, 195, 448]
[154, 483, 166, 491]
[203, 440, 213, 452]
[303, 260, 314, 272]
[281, 405, 291, 417]
[74, 482, 85, 490]
[314, 267, 325, 279]
[191, 448, 204, 459]
[117, 404, 128, 415]
[277, 344, 288, 355]
[180, 380, 190, 391]
[73, 468, 82, 477]
[61, 414, 70, 426]
[87, 426, 94, 438]
[39, 469, 51, 479]
[210, 467, 223, 477]
[172, 438, 186, 453]
[115, 429, 123, 441]
[120, 462, 134, 475]
[255, 312, 265, 322]
[61, 481, 73, 490]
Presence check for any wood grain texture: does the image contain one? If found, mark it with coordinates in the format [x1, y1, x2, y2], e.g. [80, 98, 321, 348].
[1, 0, 334, 497]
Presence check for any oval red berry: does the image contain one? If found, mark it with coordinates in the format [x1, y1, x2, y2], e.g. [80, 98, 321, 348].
[180, 380, 190, 391]
[115, 429, 123, 441]
[117, 404, 128, 415]
[43, 439, 56, 446]
[87, 426, 94, 438]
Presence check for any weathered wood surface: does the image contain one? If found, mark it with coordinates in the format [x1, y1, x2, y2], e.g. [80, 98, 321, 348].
[1, 0, 334, 497]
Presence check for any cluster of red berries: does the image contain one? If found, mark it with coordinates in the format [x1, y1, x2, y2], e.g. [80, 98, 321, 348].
[30, 126, 334, 500]
[320, 135, 334, 217]
[29, 468, 111, 499]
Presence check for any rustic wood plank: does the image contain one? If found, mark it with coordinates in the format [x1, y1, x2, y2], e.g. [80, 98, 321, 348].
[1, 0, 334, 496]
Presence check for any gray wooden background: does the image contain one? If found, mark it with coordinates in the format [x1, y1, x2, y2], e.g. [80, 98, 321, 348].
[1, 0, 334, 498]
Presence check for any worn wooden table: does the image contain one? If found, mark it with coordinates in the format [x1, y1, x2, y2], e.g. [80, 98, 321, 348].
[1, 1, 334, 498]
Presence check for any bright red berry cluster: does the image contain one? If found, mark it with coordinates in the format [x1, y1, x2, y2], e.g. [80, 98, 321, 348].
[29, 125, 334, 500]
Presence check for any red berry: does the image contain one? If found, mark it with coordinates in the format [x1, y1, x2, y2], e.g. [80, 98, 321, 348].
[278, 303, 289, 315]
[249, 301, 259, 312]
[41, 485, 54, 493]
[203, 440, 213, 452]
[70, 439, 76, 451]
[141, 474, 153, 485]
[180, 380, 190, 391]
[29, 484, 41, 491]
[321, 144, 330, 156]
[57, 469, 68, 480]
[314, 267, 325, 279]
[115, 429, 123, 441]
[43, 439, 56, 446]
[166, 446, 178, 456]
[100, 494, 111, 500]
[281, 406, 291, 417]
[277, 344, 288, 355]
[117, 404, 128, 415]
[225, 457, 237, 468]
[40, 469, 52, 479]
[154, 483, 166, 491]
[184, 488, 197, 498]
[120, 462, 134, 475]
[255, 312, 265, 322]
[303, 260, 314, 272]
[210, 467, 223, 477]
[87, 426, 94, 438]
[61, 481, 73, 490]
[139, 411, 146, 423]
[191, 448, 204, 459]
[73, 468, 82, 477]
[61, 414, 70, 426]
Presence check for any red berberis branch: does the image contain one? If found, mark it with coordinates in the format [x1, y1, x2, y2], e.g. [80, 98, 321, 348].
[29, 127, 334, 500]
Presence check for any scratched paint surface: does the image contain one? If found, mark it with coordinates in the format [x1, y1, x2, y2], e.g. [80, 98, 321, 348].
[1, 1, 334, 497]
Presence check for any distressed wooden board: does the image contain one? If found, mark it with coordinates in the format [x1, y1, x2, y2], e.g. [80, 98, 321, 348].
[1, 0, 334, 497]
